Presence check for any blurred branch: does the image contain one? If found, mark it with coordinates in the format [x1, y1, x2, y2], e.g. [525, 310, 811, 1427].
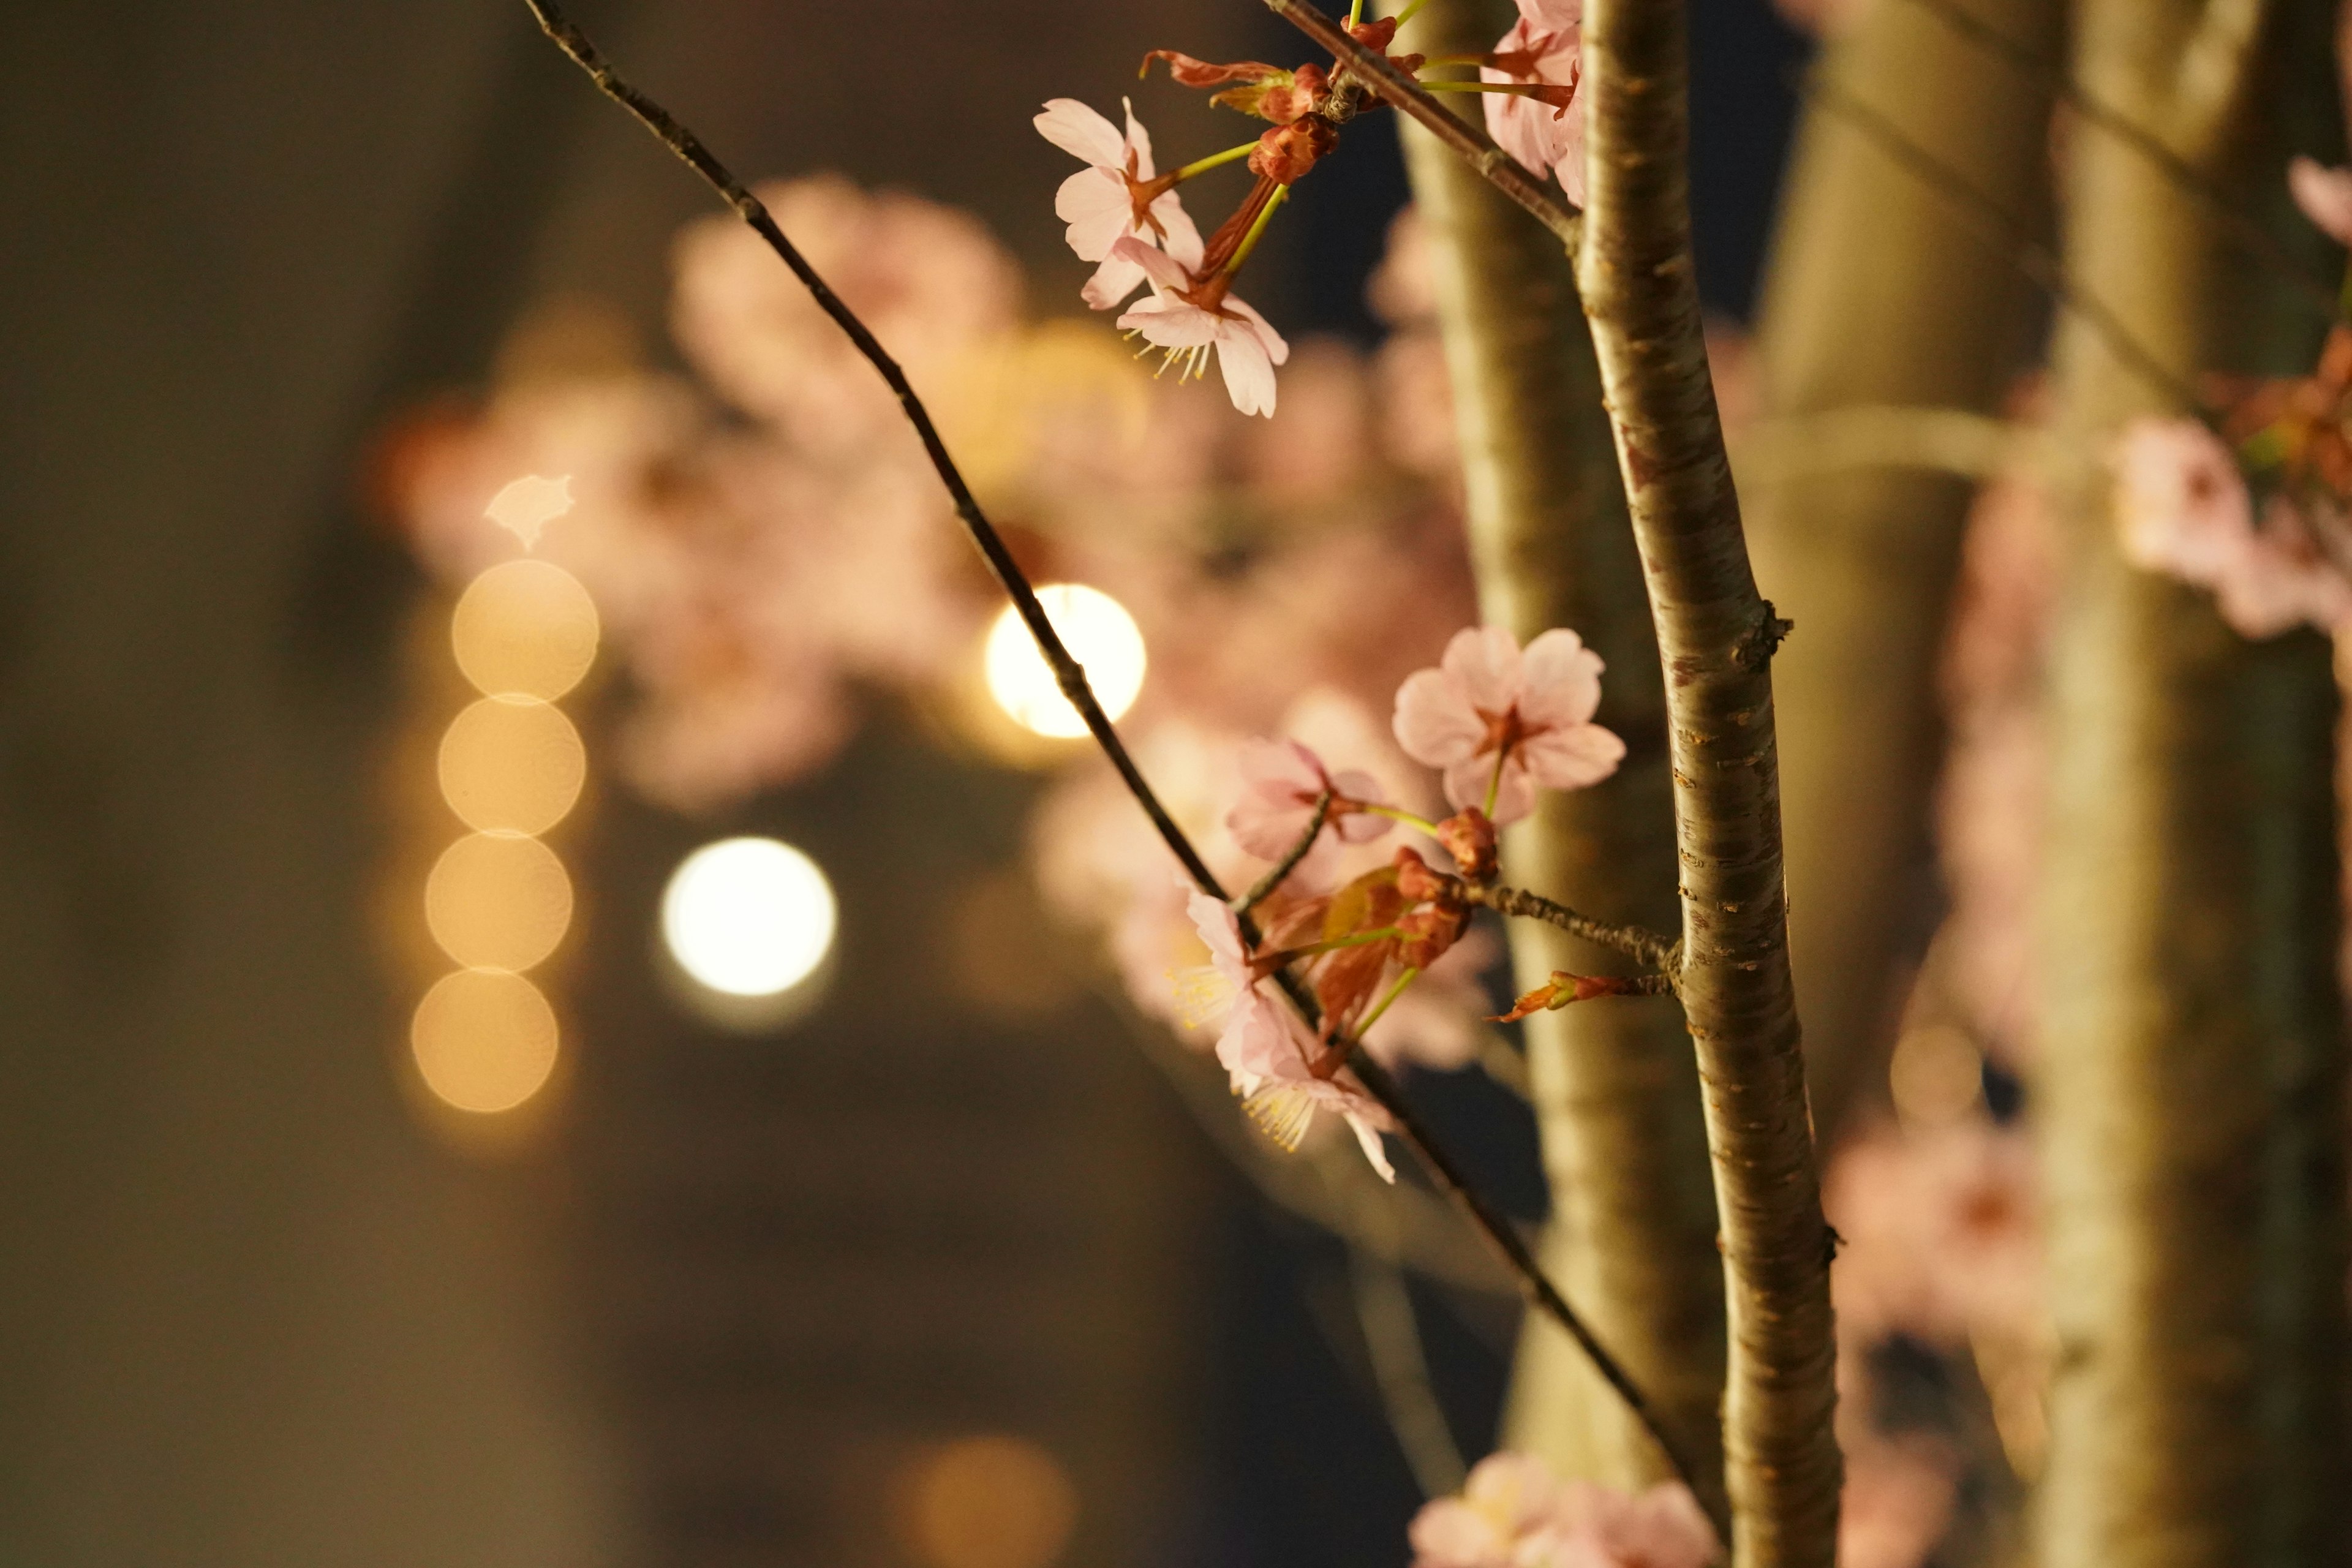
[1333, 1194, 1472, 1498]
[1731, 405, 2028, 488]
[1894, 0, 2343, 325]
[1803, 68, 2209, 415]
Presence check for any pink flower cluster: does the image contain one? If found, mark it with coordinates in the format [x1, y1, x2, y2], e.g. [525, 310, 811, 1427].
[2112, 417, 2352, 639]
[1482, 0, 1588, 206]
[1409, 1452, 1716, 1568]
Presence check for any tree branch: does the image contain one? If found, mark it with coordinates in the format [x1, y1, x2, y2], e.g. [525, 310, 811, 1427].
[1262, 0, 1584, 249]
[519, 0, 1710, 1519]
[1580, 0, 1840, 1561]
[1461, 883, 1681, 973]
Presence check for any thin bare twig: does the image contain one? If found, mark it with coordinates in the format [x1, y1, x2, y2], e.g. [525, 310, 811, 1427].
[1894, 0, 2343, 326]
[1463, 883, 1682, 972]
[1237, 790, 1333, 913]
[519, 0, 1706, 1512]
[1264, 0, 1585, 251]
[1804, 68, 2211, 416]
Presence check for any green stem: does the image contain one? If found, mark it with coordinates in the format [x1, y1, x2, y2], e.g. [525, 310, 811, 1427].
[1172, 141, 1262, 183]
[1226, 183, 1289, 277]
[1355, 967, 1423, 1038]
[1360, 802, 1445, 836]
[1423, 80, 1563, 99]
[1257, 927, 1408, 971]
[1482, 747, 1508, 819]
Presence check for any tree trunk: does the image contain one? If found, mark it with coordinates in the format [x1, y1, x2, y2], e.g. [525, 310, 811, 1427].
[2034, 1, 2350, 1563]
[1745, 0, 2062, 1140]
[1390, 0, 1728, 1503]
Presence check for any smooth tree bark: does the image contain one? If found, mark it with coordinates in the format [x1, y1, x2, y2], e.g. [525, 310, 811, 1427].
[1578, 0, 1840, 1561]
[2035, 1, 2351, 1565]
[1389, 0, 1727, 1506]
[1745, 0, 2061, 1140]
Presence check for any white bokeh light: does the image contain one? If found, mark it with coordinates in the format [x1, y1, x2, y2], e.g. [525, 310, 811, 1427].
[984, 583, 1146, 739]
[661, 837, 838, 998]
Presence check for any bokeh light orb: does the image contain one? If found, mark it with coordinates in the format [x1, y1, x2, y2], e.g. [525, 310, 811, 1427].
[410, 968, 560, 1114]
[424, 831, 573, 972]
[437, 695, 586, 835]
[451, 559, 600, 700]
[660, 837, 837, 998]
[983, 584, 1145, 739]
[897, 1434, 1079, 1568]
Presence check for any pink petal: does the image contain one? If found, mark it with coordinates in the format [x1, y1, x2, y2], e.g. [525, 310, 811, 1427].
[1393, 667, 1486, 767]
[1110, 233, 1192, 292]
[1215, 322, 1280, 417]
[1551, 96, 1588, 208]
[1441, 625, 1524, 712]
[1485, 756, 1537, 825]
[1118, 293, 1219, 349]
[1440, 753, 1496, 815]
[1327, 767, 1395, 842]
[1152, 192, 1205, 270]
[1226, 293, 1291, 366]
[1345, 1109, 1398, 1182]
[1119, 96, 1157, 181]
[1520, 720, 1626, 792]
[1408, 1498, 1502, 1568]
[1080, 250, 1148, 311]
[1516, 0, 1583, 28]
[1183, 885, 1247, 973]
[1516, 627, 1605, 729]
[2289, 156, 2352, 247]
[1034, 98, 1126, 168]
[1057, 168, 1135, 262]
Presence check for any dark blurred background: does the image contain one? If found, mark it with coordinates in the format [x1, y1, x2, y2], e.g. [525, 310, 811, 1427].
[0, 3, 1804, 1564]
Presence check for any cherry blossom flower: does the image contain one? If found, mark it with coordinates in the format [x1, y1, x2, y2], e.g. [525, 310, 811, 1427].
[1483, 0, 1586, 206]
[1393, 626, 1626, 824]
[1034, 97, 1205, 310]
[2113, 417, 2352, 638]
[1180, 887, 1396, 1179]
[1112, 236, 1291, 418]
[1227, 738, 1393, 861]
[2290, 155, 2352, 247]
[1409, 1452, 1717, 1568]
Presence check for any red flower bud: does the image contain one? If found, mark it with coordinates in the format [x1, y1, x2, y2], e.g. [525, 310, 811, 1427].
[1248, 116, 1339, 184]
[1396, 904, 1469, 971]
[1393, 845, 1453, 904]
[1435, 809, 1499, 883]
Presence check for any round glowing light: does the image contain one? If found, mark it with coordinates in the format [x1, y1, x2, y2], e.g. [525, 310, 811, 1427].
[660, 837, 837, 998]
[983, 584, 1145, 739]
[897, 1435, 1079, 1568]
[437, 695, 586, 835]
[424, 832, 573, 972]
[451, 559, 600, 701]
[411, 968, 559, 1114]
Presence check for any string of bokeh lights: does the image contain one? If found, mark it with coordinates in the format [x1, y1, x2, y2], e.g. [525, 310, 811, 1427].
[410, 477, 1148, 1115]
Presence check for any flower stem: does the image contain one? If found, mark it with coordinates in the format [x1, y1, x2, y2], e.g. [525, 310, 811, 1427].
[1225, 183, 1289, 277]
[1258, 927, 1408, 971]
[1237, 791, 1333, 914]
[1355, 967, 1422, 1038]
[1421, 79, 1562, 99]
[1393, 0, 1431, 26]
[1172, 140, 1262, 183]
[1482, 748, 1506, 819]
[1360, 802, 1444, 835]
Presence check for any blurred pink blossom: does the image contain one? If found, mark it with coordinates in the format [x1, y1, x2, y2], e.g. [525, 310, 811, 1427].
[1483, 0, 1586, 206]
[1113, 237, 1291, 418]
[2113, 416, 2352, 637]
[1836, 1436, 1961, 1568]
[1227, 738, 1393, 861]
[2290, 155, 2352, 246]
[1825, 1118, 2043, 1346]
[1394, 626, 1625, 823]
[1035, 96, 1205, 310]
[1409, 1451, 1717, 1568]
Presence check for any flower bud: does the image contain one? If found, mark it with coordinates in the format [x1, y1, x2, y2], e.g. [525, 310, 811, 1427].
[1435, 809, 1499, 882]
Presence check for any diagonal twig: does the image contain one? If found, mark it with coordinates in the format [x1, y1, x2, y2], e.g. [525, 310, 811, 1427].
[517, 0, 1712, 1517]
[1264, 0, 1584, 250]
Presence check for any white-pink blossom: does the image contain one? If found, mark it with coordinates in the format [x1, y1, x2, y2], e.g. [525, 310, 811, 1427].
[1112, 237, 1291, 418]
[1227, 738, 1393, 861]
[1483, 0, 1586, 206]
[1409, 1452, 1717, 1568]
[1181, 887, 1396, 1180]
[1035, 97, 1205, 310]
[1393, 626, 1626, 824]
[2290, 155, 2352, 246]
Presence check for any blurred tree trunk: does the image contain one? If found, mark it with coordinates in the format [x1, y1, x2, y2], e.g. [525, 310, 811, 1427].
[1744, 0, 2061, 1140]
[2035, 0, 2350, 1563]
[1389, 0, 1727, 1500]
